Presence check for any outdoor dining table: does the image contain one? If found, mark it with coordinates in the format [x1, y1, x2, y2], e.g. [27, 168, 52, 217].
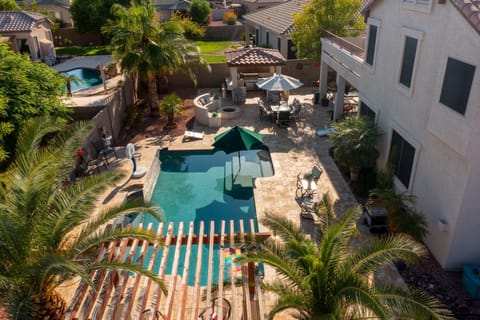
[270, 101, 291, 112]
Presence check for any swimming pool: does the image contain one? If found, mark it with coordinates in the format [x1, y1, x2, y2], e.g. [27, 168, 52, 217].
[62, 68, 102, 92]
[135, 148, 274, 285]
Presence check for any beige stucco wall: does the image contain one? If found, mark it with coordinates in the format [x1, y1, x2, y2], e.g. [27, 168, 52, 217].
[325, 0, 480, 268]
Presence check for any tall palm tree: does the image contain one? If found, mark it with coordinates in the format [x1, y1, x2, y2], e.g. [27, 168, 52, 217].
[0, 117, 166, 319]
[102, 0, 208, 114]
[243, 209, 453, 320]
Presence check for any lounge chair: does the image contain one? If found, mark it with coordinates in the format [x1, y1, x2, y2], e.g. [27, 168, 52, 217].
[184, 130, 204, 141]
[125, 143, 147, 179]
[296, 173, 318, 198]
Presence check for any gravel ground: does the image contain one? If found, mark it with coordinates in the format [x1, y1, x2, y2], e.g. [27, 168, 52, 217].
[399, 253, 480, 319]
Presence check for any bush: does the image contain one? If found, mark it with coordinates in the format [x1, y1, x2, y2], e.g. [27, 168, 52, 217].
[188, 0, 211, 25]
[223, 11, 237, 25]
[171, 11, 206, 39]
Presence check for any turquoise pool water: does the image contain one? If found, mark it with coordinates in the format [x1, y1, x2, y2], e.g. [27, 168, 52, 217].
[63, 68, 102, 92]
[135, 148, 273, 285]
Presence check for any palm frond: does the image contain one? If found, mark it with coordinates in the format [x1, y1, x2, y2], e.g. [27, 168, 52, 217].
[260, 212, 309, 243]
[344, 233, 427, 275]
[85, 260, 168, 294]
[375, 284, 454, 320]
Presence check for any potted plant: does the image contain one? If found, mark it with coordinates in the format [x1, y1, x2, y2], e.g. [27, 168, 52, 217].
[329, 117, 380, 181]
[211, 111, 218, 118]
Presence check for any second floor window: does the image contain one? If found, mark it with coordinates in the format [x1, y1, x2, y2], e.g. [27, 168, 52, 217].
[399, 36, 418, 88]
[365, 25, 378, 66]
[439, 57, 476, 116]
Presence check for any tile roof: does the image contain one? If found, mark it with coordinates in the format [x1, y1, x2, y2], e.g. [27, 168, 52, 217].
[243, 0, 309, 35]
[225, 47, 286, 66]
[362, 0, 480, 35]
[0, 11, 48, 33]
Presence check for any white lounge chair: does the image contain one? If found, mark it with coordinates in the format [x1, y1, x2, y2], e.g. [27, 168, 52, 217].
[126, 143, 147, 179]
[184, 131, 204, 141]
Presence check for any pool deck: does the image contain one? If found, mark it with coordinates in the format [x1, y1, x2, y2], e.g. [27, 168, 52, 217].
[60, 87, 405, 319]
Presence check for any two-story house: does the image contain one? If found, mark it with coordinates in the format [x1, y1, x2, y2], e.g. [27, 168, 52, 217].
[319, 0, 479, 269]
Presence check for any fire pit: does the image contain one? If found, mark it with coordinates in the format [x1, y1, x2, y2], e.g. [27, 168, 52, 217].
[219, 106, 242, 120]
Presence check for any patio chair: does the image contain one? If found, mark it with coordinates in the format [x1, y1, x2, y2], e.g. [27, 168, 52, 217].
[290, 101, 302, 122]
[91, 139, 117, 165]
[296, 173, 317, 198]
[77, 148, 104, 176]
[300, 198, 322, 223]
[259, 104, 274, 121]
[277, 110, 291, 127]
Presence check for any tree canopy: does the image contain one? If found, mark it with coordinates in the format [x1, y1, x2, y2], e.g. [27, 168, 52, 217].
[0, 42, 70, 164]
[0, 117, 165, 319]
[0, 0, 20, 10]
[70, 0, 130, 33]
[188, 0, 211, 25]
[291, 0, 365, 62]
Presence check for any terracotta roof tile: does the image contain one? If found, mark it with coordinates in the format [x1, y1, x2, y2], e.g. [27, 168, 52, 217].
[0, 11, 48, 33]
[225, 47, 286, 66]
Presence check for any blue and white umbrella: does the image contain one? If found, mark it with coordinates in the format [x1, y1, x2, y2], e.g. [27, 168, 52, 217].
[256, 73, 303, 91]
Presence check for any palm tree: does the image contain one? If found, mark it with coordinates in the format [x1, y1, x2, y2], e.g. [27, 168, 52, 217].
[329, 117, 380, 181]
[159, 92, 183, 127]
[0, 117, 166, 319]
[60, 73, 83, 97]
[102, 0, 208, 115]
[243, 209, 453, 319]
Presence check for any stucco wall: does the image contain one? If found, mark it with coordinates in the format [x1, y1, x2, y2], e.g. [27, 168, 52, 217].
[167, 60, 319, 89]
[354, 0, 480, 268]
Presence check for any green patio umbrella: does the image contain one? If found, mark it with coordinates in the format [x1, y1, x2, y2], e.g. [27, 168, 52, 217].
[213, 126, 264, 171]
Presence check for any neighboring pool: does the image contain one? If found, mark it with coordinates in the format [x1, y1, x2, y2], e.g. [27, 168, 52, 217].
[135, 148, 274, 285]
[62, 68, 102, 92]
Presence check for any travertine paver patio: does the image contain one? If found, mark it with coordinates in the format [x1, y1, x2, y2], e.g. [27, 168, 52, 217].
[60, 87, 404, 319]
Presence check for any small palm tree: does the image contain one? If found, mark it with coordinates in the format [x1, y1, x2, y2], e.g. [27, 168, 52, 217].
[0, 117, 166, 319]
[159, 92, 183, 127]
[61, 73, 83, 97]
[242, 209, 453, 319]
[329, 117, 380, 181]
[369, 188, 428, 241]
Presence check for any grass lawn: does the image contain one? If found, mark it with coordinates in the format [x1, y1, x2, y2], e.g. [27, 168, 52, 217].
[56, 41, 239, 63]
[56, 45, 111, 56]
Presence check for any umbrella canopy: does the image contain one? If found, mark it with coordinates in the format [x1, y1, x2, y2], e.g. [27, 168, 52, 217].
[213, 126, 264, 154]
[256, 73, 303, 91]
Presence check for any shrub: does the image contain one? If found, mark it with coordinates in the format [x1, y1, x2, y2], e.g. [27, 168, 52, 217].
[171, 11, 206, 39]
[223, 11, 237, 25]
[188, 0, 211, 25]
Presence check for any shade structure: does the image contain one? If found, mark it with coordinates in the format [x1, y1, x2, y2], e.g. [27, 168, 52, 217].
[213, 126, 264, 154]
[256, 73, 303, 91]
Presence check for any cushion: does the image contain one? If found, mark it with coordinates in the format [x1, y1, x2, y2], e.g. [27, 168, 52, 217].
[198, 98, 205, 106]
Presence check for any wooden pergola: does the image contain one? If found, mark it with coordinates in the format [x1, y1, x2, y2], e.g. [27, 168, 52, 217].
[65, 219, 270, 320]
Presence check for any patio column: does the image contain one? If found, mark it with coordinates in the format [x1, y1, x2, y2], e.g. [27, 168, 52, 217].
[230, 67, 238, 87]
[275, 65, 282, 74]
[319, 61, 328, 97]
[333, 74, 345, 121]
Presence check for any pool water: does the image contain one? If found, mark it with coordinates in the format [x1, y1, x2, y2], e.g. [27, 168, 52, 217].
[135, 148, 273, 285]
[63, 68, 102, 92]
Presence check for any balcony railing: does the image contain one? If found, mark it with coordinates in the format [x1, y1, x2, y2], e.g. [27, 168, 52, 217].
[323, 30, 365, 58]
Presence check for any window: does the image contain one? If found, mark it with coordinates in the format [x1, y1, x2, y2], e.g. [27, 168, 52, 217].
[399, 36, 418, 88]
[266, 32, 269, 47]
[439, 57, 476, 115]
[255, 29, 259, 46]
[277, 37, 281, 52]
[389, 130, 416, 188]
[287, 40, 296, 59]
[365, 25, 377, 66]
[359, 101, 376, 120]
